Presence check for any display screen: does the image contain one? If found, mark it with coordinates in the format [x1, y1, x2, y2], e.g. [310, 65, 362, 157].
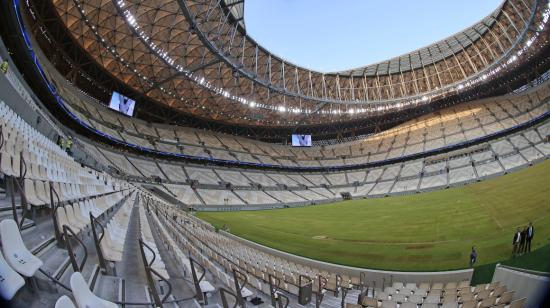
[292, 134, 312, 147]
[108, 91, 136, 116]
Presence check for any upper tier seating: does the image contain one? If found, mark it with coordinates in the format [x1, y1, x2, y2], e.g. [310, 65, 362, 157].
[81, 115, 550, 210]
[50, 56, 550, 168]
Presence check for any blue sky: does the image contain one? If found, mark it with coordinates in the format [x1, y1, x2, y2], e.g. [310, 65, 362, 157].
[244, 0, 502, 72]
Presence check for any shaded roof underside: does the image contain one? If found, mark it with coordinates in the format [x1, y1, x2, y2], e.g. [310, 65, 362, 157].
[45, 0, 544, 126]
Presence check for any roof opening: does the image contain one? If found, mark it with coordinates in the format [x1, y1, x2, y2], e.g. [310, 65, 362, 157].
[245, 0, 502, 72]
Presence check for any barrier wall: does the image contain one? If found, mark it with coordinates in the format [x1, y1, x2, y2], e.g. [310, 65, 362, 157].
[220, 230, 473, 286]
[492, 264, 550, 308]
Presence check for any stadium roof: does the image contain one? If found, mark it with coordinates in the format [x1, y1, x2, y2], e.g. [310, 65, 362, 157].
[41, 0, 549, 127]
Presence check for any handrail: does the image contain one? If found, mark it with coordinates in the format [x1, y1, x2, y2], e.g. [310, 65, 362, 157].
[38, 268, 72, 291]
[315, 274, 328, 308]
[0, 125, 4, 151]
[138, 238, 172, 306]
[219, 287, 238, 308]
[12, 175, 29, 230]
[9, 177, 19, 228]
[49, 181, 63, 242]
[232, 268, 249, 307]
[63, 224, 88, 272]
[299, 274, 313, 286]
[275, 292, 290, 308]
[19, 151, 27, 182]
[189, 257, 207, 304]
[148, 267, 172, 304]
[268, 273, 283, 307]
[340, 281, 352, 308]
[141, 238, 157, 268]
[89, 213, 108, 272]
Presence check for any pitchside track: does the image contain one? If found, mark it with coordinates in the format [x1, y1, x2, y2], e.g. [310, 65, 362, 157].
[198, 159, 550, 271]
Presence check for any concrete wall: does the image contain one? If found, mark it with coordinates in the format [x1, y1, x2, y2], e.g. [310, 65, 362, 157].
[220, 230, 473, 287]
[492, 264, 550, 308]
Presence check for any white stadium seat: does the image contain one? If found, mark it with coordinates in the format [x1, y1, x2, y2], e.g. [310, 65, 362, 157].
[0, 250, 25, 301]
[0, 219, 43, 277]
[70, 272, 117, 308]
[55, 295, 77, 308]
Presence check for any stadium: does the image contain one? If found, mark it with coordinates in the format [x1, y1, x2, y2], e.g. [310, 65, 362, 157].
[0, 0, 549, 307]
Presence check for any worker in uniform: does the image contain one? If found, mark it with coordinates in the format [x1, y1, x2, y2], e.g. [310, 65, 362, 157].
[1, 60, 8, 74]
[66, 137, 73, 156]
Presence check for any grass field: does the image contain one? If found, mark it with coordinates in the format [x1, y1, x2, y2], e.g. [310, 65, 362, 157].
[197, 159, 550, 271]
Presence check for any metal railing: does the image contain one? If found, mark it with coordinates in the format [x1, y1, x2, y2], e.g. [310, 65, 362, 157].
[138, 238, 172, 307]
[220, 287, 238, 308]
[267, 274, 291, 307]
[268, 273, 283, 307]
[63, 224, 88, 272]
[49, 181, 63, 242]
[274, 292, 290, 308]
[0, 125, 4, 151]
[339, 280, 352, 308]
[189, 257, 207, 304]
[315, 274, 328, 308]
[89, 213, 108, 272]
[8, 152, 29, 230]
[232, 268, 249, 308]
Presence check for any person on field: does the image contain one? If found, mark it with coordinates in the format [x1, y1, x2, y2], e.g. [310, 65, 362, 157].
[512, 228, 522, 257]
[526, 222, 534, 252]
[520, 226, 528, 254]
[469, 247, 477, 267]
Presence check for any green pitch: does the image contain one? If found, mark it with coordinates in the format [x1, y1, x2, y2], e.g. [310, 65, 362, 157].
[197, 159, 550, 271]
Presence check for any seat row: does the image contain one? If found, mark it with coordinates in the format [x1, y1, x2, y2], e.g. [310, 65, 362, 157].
[362, 280, 516, 307]
[61, 79, 550, 167]
[145, 193, 255, 302]
[144, 196, 217, 301]
[100, 193, 135, 262]
[138, 200, 169, 278]
[56, 191, 130, 235]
